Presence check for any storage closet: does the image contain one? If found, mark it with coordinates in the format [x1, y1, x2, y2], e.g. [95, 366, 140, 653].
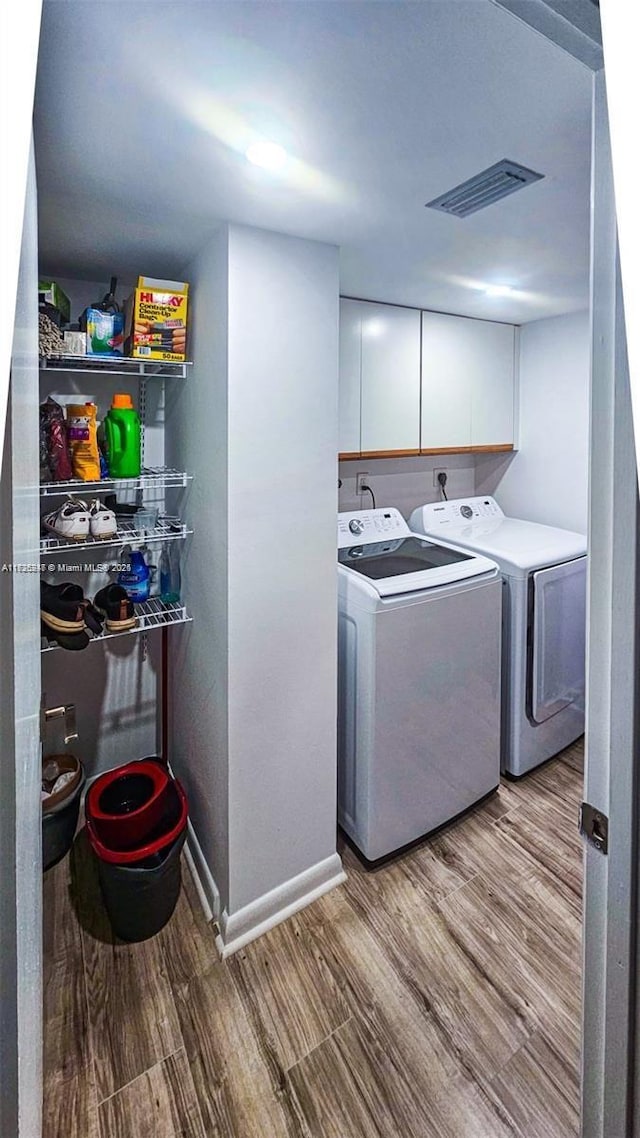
[39, 313, 193, 774]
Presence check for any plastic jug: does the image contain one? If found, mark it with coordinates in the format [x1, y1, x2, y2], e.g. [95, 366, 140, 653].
[117, 550, 151, 603]
[104, 394, 141, 478]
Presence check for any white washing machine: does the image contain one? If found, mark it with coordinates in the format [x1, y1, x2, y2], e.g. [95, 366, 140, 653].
[337, 507, 502, 862]
[409, 496, 587, 778]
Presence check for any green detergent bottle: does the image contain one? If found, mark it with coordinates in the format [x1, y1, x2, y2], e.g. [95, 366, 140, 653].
[104, 394, 141, 478]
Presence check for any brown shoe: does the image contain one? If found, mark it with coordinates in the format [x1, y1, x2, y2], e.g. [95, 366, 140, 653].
[93, 584, 138, 632]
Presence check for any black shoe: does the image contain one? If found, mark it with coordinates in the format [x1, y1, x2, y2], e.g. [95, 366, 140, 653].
[41, 582, 91, 650]
[83, 599, 105, 636]
[93, 584, 137, 632]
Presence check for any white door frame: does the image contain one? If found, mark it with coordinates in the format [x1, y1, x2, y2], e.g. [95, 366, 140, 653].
[492, 4, 639, 1135]
[0, 145, 43, 1138]
[581, 68, 638, 1138]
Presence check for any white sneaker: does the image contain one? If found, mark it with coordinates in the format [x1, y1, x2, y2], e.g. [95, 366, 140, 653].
[89, 499, 117, 539]
[43, 498, 90, 542]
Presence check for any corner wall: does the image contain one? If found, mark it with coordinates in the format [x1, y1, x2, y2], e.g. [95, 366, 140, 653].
[475, 310, 590, 533]
[166, 226, 230, 911]
[167, 223, 343, 951]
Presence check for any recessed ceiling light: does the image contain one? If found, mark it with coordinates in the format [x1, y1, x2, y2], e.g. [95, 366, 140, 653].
[245, 140, 288, 171]
[484, 284, 514, 298]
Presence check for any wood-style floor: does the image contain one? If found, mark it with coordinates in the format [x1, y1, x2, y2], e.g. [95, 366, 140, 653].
[43, 739, 583, 1138]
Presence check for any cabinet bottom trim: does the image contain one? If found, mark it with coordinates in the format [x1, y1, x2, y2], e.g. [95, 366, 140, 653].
[420, 446, 474, 455]
[346, 448, 421, 460]
[339, 444, 514, 461]
[470, 443, 514, 453]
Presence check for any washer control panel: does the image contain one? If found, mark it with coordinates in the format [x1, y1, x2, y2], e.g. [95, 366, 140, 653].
[338, 507, 410, 548]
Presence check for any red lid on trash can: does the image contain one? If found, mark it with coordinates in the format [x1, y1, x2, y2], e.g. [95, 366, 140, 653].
[85, 778, 188, 865]
[86, 758, 172, 850]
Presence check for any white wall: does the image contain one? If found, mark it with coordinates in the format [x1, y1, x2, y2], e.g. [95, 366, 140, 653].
[475, 310, 590, 533]
[168, 223, 343, 944]
[339, 453, 475, 519]
[226, 225, 341, 913]
[165, 226, 231, 907]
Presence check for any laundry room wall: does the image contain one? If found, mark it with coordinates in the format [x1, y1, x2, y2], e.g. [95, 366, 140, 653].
[166, 222, 344, 951]
[475, 310, 590, 533]
[338, 453, 476, 520]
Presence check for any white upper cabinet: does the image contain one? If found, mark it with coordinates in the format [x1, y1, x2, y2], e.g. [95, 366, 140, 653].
[421, 311, 515, 449]
[421, 311, 473, 450]
[469, 320, 516, 446]
[339, 299, 362, 455]
[340, 299, 516, 455]
[359, 302, 421, 453]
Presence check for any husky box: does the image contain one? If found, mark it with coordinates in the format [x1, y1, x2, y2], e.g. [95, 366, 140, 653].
[124, 276, 189, 361]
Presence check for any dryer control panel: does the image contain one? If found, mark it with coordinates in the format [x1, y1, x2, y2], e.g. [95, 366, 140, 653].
[416, 496, 504, 532]
[337, 507, 410, 548]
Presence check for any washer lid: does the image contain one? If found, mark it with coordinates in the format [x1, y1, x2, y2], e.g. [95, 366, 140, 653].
[409, 498, 586, 576]
[338, 534, 497, 596]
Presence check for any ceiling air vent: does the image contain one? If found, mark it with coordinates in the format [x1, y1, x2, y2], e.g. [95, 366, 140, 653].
[425, 158, 544, 218]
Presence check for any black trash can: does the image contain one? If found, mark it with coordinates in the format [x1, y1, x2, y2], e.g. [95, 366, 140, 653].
[95, 827, 187, 942]
[42, 760, 86, 871]
[85, 768, 189, 942]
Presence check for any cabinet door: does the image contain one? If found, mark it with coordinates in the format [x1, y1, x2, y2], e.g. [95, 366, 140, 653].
[339, 299, 362, 456]
[421, 311, 473, 450]
[360, 302, 421, 454]
[421, 311, 515, 450]
[470, 320, 515, 447]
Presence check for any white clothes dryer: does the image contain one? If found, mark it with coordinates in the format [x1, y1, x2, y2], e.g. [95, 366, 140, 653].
[337, 507, 502, 861]
[409, 497, 586, 778]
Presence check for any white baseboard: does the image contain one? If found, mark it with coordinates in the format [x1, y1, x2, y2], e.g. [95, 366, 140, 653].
[184, 819, 220, 923]
[214, 852, 346, 959]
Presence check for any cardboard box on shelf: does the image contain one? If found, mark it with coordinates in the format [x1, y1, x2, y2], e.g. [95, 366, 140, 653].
[62, 331, 87, 356]
[124, 276, 189, 361]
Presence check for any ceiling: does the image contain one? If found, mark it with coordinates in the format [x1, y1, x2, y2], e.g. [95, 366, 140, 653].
[34, 0, 593, 324]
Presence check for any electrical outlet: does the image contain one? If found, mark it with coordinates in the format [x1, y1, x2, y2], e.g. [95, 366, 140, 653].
[356, 471, 370, 496]
[433, 468, 448, 488]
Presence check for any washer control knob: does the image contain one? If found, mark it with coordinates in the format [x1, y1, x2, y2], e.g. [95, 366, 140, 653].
[460, 504, 474, 520]
[349, 518, 365, 535]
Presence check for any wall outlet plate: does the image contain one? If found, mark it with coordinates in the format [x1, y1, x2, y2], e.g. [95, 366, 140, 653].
[356, 472, 370, 495]
[433, 468, 448, 488]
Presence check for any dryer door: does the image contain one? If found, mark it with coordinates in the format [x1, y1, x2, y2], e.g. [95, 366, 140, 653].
[528, 556, 587, 724]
